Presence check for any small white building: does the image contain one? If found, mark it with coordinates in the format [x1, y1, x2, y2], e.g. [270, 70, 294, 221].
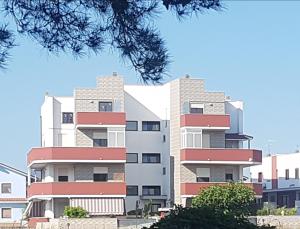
[251, 152, 300, 209]
[0, 163, 27, 226]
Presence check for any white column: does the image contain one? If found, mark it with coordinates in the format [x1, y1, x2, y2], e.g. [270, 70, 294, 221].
[27, 168, 31, 185]
[45, 164, 55, 182]
[45, 199, 55, 219]
[239, 165, 244, 181]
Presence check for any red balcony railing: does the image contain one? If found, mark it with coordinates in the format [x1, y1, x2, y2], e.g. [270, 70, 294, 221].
[28, 182, 126, 198]
[76, 112, 126, 126]
[180, 114, 230, 128]
[181, 182, 262, 196]
[28, 147, 126, 165]
[181, 149, 262, 165]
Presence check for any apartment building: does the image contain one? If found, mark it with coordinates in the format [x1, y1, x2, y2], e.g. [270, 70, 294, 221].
[251, 152, 300, 209]
[0, 163, 27, 226]
[26, 75, 262, 222]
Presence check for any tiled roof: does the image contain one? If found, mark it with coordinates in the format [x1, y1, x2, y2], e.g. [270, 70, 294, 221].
[0, 198, 27, 203]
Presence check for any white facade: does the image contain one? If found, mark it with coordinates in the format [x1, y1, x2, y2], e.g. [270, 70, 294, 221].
[34, 75, 259, 217]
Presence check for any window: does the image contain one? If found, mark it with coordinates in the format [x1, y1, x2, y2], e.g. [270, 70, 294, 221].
[181, 128, 202, 149]
[93, 130, 108, 147]
[62, 112, 73, 124]
[142, 186, 161, 196]
[151, 204, 161, 213]
[225, 173, 233, 182]
[126, 153, 138, 163]
[269, 195, 276, 203]
[1, 183, 11, 194]
[93, 167, 108, 182]
[58, 176, 68, 182]
[296, 168, 299, 179]
[127, 186, 138, 196]
[282, 195, 289, 206]
[196, 168, 210, 182]
[93, 139, 108, 147]
[190, 103, 204, 114]
[142, 154, 160, 163]
[126, 121, 138, 131]
[285, 169, 289, 180]
[163, 167, 166, 175]
[99, 101, 112, 112]
[258, 172, 263, 183]
[1, 208, 11, 218]
[142, 121, 160, 131]
[108, 128, 125, 147]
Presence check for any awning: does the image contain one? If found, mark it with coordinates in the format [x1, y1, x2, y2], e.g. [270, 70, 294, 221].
[70, 198, 124, 215]
[225, 133, 253, 141]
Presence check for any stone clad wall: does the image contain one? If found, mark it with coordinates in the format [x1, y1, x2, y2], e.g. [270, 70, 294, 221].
[254, 216, 300, 229]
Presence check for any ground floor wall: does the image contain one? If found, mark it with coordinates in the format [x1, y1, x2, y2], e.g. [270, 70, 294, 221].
[0, 203, 26, 223]
[263, 190, 299, 208]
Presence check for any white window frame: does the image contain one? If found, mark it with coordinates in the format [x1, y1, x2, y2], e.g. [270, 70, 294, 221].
[181, 128, 202, 149]
[1, 183, 12, 194]
[107, 128, 125, 147]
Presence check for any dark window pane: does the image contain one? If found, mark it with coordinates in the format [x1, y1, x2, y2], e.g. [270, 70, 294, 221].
[190, 108, 203, 114]
[296, 168, 299, 179]
[127, 186, 138, 196]
[93, 174, 108, 182]
[62, 112, 73, 124]
[225, 173, 233, 182]
[58, 176, 68, 182]
[99, 102, 112, 112]
[142, 121, 160, 131]
[1, 183, 11, 194]
[285, 169, 289, 180]
[1, 208, 11, 218]
[126, 153, 138, 163]
[142, 154, 160, 163]
[196, 177, 209, 182]
[151, 204, 161, 213]
[258, 172, 263, 182]
[142, 186, 161, 196]
[126, 121, 138, 131]
[93, 139, 108, 147]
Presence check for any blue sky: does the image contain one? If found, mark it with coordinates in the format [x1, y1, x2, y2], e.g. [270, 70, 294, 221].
[1, 2, 300, 170]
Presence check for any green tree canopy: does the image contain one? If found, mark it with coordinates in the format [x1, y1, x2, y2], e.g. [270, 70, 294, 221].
[146, 205, 274, 229]
[192, 182, 256, 218]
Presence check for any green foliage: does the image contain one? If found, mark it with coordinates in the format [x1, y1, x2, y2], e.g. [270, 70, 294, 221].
[192, 182, 256, 218]
[145, 205, 275, 229]
[64, 206, 88, 218]
[257, 207, 297, 216]
[143, 200, 153, 218]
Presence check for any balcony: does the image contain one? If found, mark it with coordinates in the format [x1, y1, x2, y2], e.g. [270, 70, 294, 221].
[181, 183, 262, 196]
[76, 112, 126, 127]
[181, 149, 262, 165]
[28, 147, 126, 166]
[180, 114, 230, 129]
[28, 182, 126, 198]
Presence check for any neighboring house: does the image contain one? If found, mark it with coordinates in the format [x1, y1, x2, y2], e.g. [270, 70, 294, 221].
[0, 163, 27, 225]
[26, 74, 262, 223]
[251, 152, 300, 209]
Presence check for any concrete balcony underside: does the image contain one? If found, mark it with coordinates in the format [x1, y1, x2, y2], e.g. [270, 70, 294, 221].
[76, 112, 126, 127]
[28, 182, 126, 198]
[181, 149, 262, 165]
[180, 114, 230, 129]
[28, 147, 126, 166]
[181, 182, 263, 196]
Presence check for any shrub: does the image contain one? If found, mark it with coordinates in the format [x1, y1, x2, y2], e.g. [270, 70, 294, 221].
[192, 182, 256, 218]
[257, 207, 297, 216]
[144, 205, 275, 229]
[64, 206, 88, 218]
